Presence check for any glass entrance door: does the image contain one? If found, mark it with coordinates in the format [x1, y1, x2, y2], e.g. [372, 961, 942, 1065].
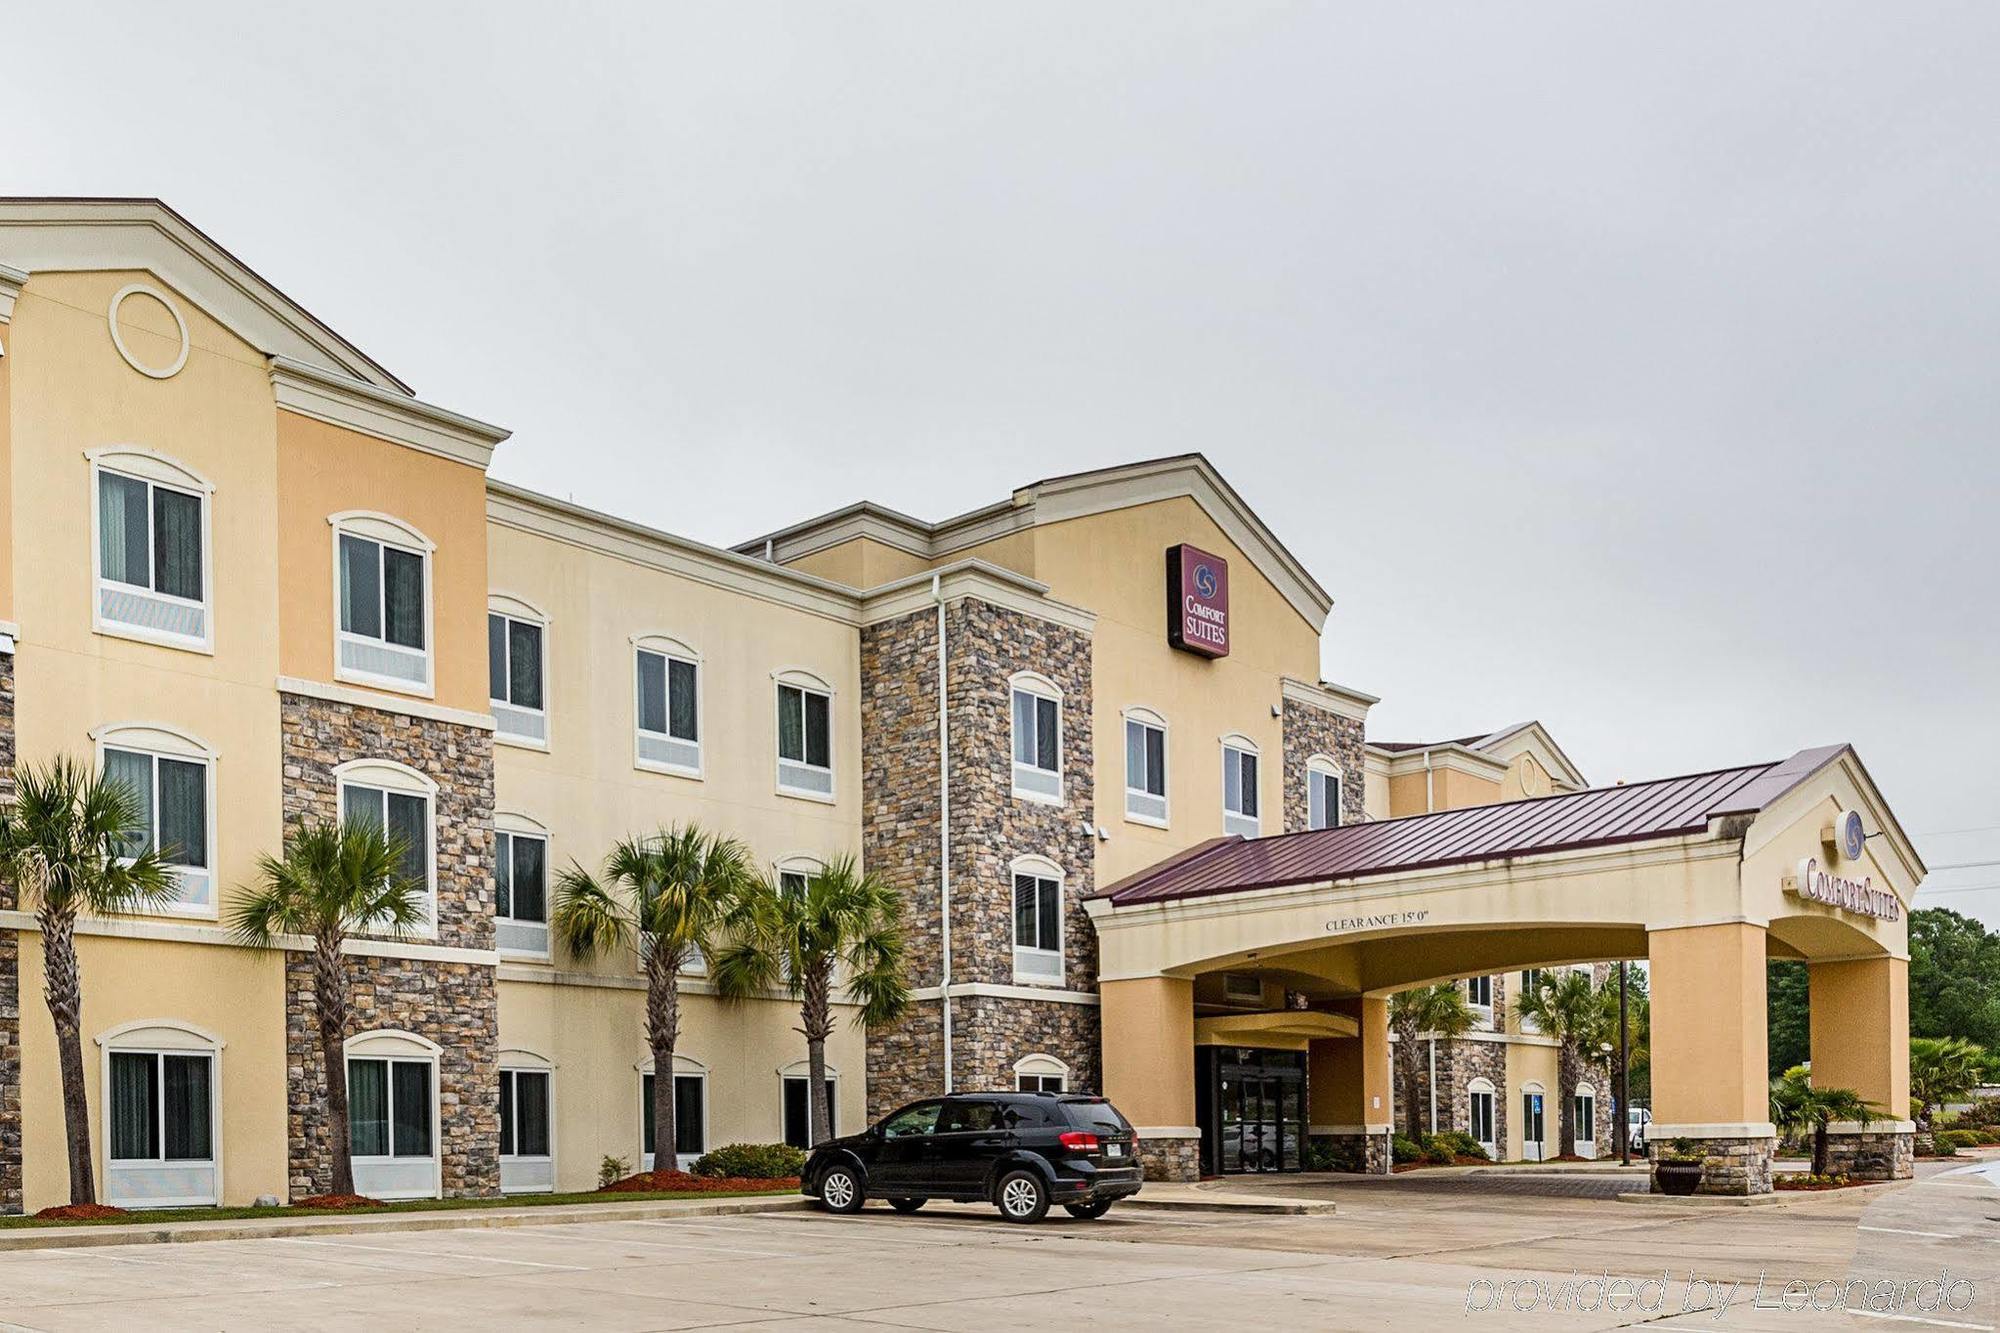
[1200, 1048, 1308, 1174]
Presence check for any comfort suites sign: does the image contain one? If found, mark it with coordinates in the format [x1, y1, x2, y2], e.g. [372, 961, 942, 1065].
[1166, 544, 1230, 658]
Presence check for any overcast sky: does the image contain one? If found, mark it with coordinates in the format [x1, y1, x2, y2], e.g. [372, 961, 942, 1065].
[7, 4, 1995, 922]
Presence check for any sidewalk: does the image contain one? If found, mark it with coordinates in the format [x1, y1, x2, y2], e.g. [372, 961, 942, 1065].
[1125, 1181, 1337, 1214]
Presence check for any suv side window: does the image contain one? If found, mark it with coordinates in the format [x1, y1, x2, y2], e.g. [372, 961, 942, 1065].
[939, 1101, 1003, 1134]
[879, 1101, 944, 1138]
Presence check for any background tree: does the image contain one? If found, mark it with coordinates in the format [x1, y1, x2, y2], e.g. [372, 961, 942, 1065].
[1769, 1065, 1878, 1177]
[1909, 1035, 1987, 1135]
[1909, 909, 2000, 1050]
[0, 757, 177, 1205]
[1387, 983, 1475, 1141]
[232, 819, 426, 1198]
[1515, 969, 1615, 1158]
[712, 855, 909, 1147]
[553, 825, 754, 1172]
[1766, 960, 1811, 1077]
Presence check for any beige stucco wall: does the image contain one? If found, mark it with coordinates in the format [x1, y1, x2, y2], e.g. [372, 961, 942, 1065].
[1502, 1040, 1561, 1161]
[0, 313, 12, 621]
[276, 412, 491, 712]
[785, 535, 931, 590]
[17, 935, 290, 1211]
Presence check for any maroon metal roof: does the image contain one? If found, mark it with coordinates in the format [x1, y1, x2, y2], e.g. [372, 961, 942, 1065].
[1093, 745, 1848, 907]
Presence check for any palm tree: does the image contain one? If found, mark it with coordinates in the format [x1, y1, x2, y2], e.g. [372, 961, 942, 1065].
[0, 757, 179, 1205]
[231, 819, 427, 1197]
[552, 825, 755, 1171]
[1388, 983, 1476, 1141]
[711, 855, 910, 1147]
[1910, 1036, 1987, 1137]
[1515, 969, 1614, 1158]
[1770, 1065, 1879, 1176]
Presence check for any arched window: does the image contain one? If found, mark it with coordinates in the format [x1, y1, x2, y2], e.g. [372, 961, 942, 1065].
[334, 759, 437, 931]
[498, 1049, 555, 1194]
[779, 1058, 840, 1148]
[774, 668, 835, 800]
[97, 1019, 222, 1207]
[91, 723, 218, 917]
[1014, 1053, 1070, 1094]
[1466, 1077, 1496, 1152]
[1010, 854, 1065, 986]
[639, 1054, 709, 1170]
[1009, 671, 1063, 804]
[1221, 733, 1261, 837]
[634, 633, 701, 778]
[1122, 706, 1169, 826]
[489, 594, 550, 748]
[1520, 1082, 1548, 1162]
[88, 447, 215, 653]
[494, 811, 550, 958]
[345, 1029, 442, 1199]
[1572, 1082, 1598, 1156]
[331, 511, 435, 695]
[1306, 754, 1343, 830]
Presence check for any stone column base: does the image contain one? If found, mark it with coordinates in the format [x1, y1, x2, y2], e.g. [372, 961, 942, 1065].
[1649, 1131, 1776, 1195]
[1136, 1133, 1201, 1182]
[1821, 1124, 1915, 1180]
[1311, 1127, 1392, 1175]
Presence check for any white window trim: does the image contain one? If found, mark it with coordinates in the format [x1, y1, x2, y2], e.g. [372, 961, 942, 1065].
[631, 633, 704, 780]
[1013, 1053, 1070, 1092]
[488, 594, 551, 753]
[498, 1049, 556, 1194]
[330, 510, 437, 698]
[1467, 1077, 1497, 1156]
[90, 722, 221, 921]
[1306, 753, 1343, 831]
[1520, 1081, 1548, 1162]
[344, 1029, 443, 1200]
[1008, 671, 1064, 807]
[494, 812, 552, 962]
[334, 759, 439, 937]
[1009, 854, 1065, 988]
[96, 1019, 224, 1208]
[1221, 733, 1262, 837]
[1121, 705, 1170, 829]
[779, 1059, 841, 1149]
[1573, 1082, 1599, 1154]
[87, 447, 216, 656]
[773, 668, 836, 804]
[639, 1054, 710, 1171]
[1463, 974, 1494, 1029]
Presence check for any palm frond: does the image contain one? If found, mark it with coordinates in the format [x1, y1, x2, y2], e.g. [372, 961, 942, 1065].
[552, 864, 631, 963]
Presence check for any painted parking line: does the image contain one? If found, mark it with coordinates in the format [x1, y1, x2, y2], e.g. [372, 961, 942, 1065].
[274, 1236, 587, 1270]
[1858, 1225, 1962, 1239]
[1847, 1309, 1994, 1332]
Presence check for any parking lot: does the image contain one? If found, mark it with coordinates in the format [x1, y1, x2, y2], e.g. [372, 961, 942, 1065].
[0, 1162, 1993, 1330]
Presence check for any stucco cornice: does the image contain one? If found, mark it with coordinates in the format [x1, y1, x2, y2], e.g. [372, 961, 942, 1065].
[0, 261, 25, 323]
[1281, 676, 1377, 723]
[272, 355, 508, 470]
[859, 560, 1097, 635]
[1364, 742, 1510, 783]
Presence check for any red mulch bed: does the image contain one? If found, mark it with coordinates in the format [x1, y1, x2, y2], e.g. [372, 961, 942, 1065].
[1393, 1156, 1492, 1172]
[33, 1203, 129, 1221]
[1774, 1180, 1858, 1191]
[294, 1193, 387, 1209]
[599, 1169, 798, 1194]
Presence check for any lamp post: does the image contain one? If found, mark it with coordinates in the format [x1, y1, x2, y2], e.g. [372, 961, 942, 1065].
[1617, 961, 1631, 1166]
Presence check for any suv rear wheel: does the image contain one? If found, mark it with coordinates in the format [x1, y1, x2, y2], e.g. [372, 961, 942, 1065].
[995, 1170, 1049, 1224]
[1063, 1200, 1113, 1220]
[818, 1165, 864, 1214]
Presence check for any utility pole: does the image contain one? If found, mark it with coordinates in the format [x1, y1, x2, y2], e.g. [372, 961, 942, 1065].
[1618, 960, 1631, 1167]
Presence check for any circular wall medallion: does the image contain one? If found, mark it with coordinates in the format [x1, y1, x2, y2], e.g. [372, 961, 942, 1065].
[108, 283, 190, 379]
[1837, 809, 1866, 862]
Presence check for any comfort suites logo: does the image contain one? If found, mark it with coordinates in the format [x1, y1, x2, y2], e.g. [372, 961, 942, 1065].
[1166, 543, 1230, 659]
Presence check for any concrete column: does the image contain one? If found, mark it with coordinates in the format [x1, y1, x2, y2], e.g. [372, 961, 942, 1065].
[1100, 976, 1197, 1181]
[1809, 956, 1914, 1179]
[1647, 922, 1775, 1194]
[1308, 996, 1393, 1173]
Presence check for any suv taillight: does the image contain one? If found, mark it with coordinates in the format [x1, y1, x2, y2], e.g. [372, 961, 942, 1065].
[1058, 1131, 1099, 1154]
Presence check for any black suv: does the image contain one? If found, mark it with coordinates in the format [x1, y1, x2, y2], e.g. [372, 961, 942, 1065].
[802, 1091, 1144, 1223]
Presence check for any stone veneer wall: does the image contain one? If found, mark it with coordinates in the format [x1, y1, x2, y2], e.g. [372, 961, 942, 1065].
[1428, 1034, 1508, 1151]
[861, 601, 1099, 1114]
[1822, 1130, 1914, 1182]
[1280, 697, 1366, 832]
[278, 691, 499, 1199]
[0, 649, 18, 1215]
[1651, 1135, 1775, 1196]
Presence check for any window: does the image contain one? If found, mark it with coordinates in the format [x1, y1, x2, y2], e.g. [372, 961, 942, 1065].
[1468, 1080, 1496, 1151]
[1014, 1054, 1069, 1093]
[332, 513, 434, 693]
[1306, 757, 1343, 830]
[495, 820, 549, 958]
[96, 726, 215, 916]
[104, 1036, 217, 1209]
[1123, 708, 1168, 826]
[1222, 737, 1261, 837]
[783, 1074, 838, 1148]
[1520, 1085, 1547, 1161]
[1465, 975, 1493, 1014]
[776, 672, 833, 799]
[344, 1031, 441, 1199]
[878, 1100, 941, 1140]
[91, 450, 213, 652]
[1222, 973, 1264, 1006]
[488, 600, 548, 747]
[1011, 859, 1063, 986]
[1520, 969, 1545, 1033]
[499, 1069, 552, 1160]
[1009, 673, 1062, 804]
[641, 1066, 708, 1167]
[634, 636, 700, 776]
[337, 761, 436, 929]
[1573, 1085, 1597, 1152]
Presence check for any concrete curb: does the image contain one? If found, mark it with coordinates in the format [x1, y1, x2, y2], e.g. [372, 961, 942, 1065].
[0, 1194, 811, 1252]
[1133, 1188, 1335, 1215]
[1616, 1177, 1910, 1208]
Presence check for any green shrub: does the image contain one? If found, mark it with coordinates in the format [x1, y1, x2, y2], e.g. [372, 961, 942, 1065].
[598, 1155, 631, 1189]
[1959, 1097, 2000, 1129]
[1939, 1129, 1983, 1150]
[1426, 1131, 1488, 1161]
[1421, 1141, 1456, 1166]
[1976, 1130, 2000, 1146]
[692, 1142, 808, 1179]
[1304, 1138, 1363, 1173]
[1391, 1134, 1423, 1164]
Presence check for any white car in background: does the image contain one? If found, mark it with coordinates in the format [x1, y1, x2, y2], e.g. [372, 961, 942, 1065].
[1627, 1107, 1653, 1153]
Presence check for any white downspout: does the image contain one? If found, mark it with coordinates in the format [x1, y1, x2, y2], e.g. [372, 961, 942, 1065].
[934, 573, 953, 1094]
